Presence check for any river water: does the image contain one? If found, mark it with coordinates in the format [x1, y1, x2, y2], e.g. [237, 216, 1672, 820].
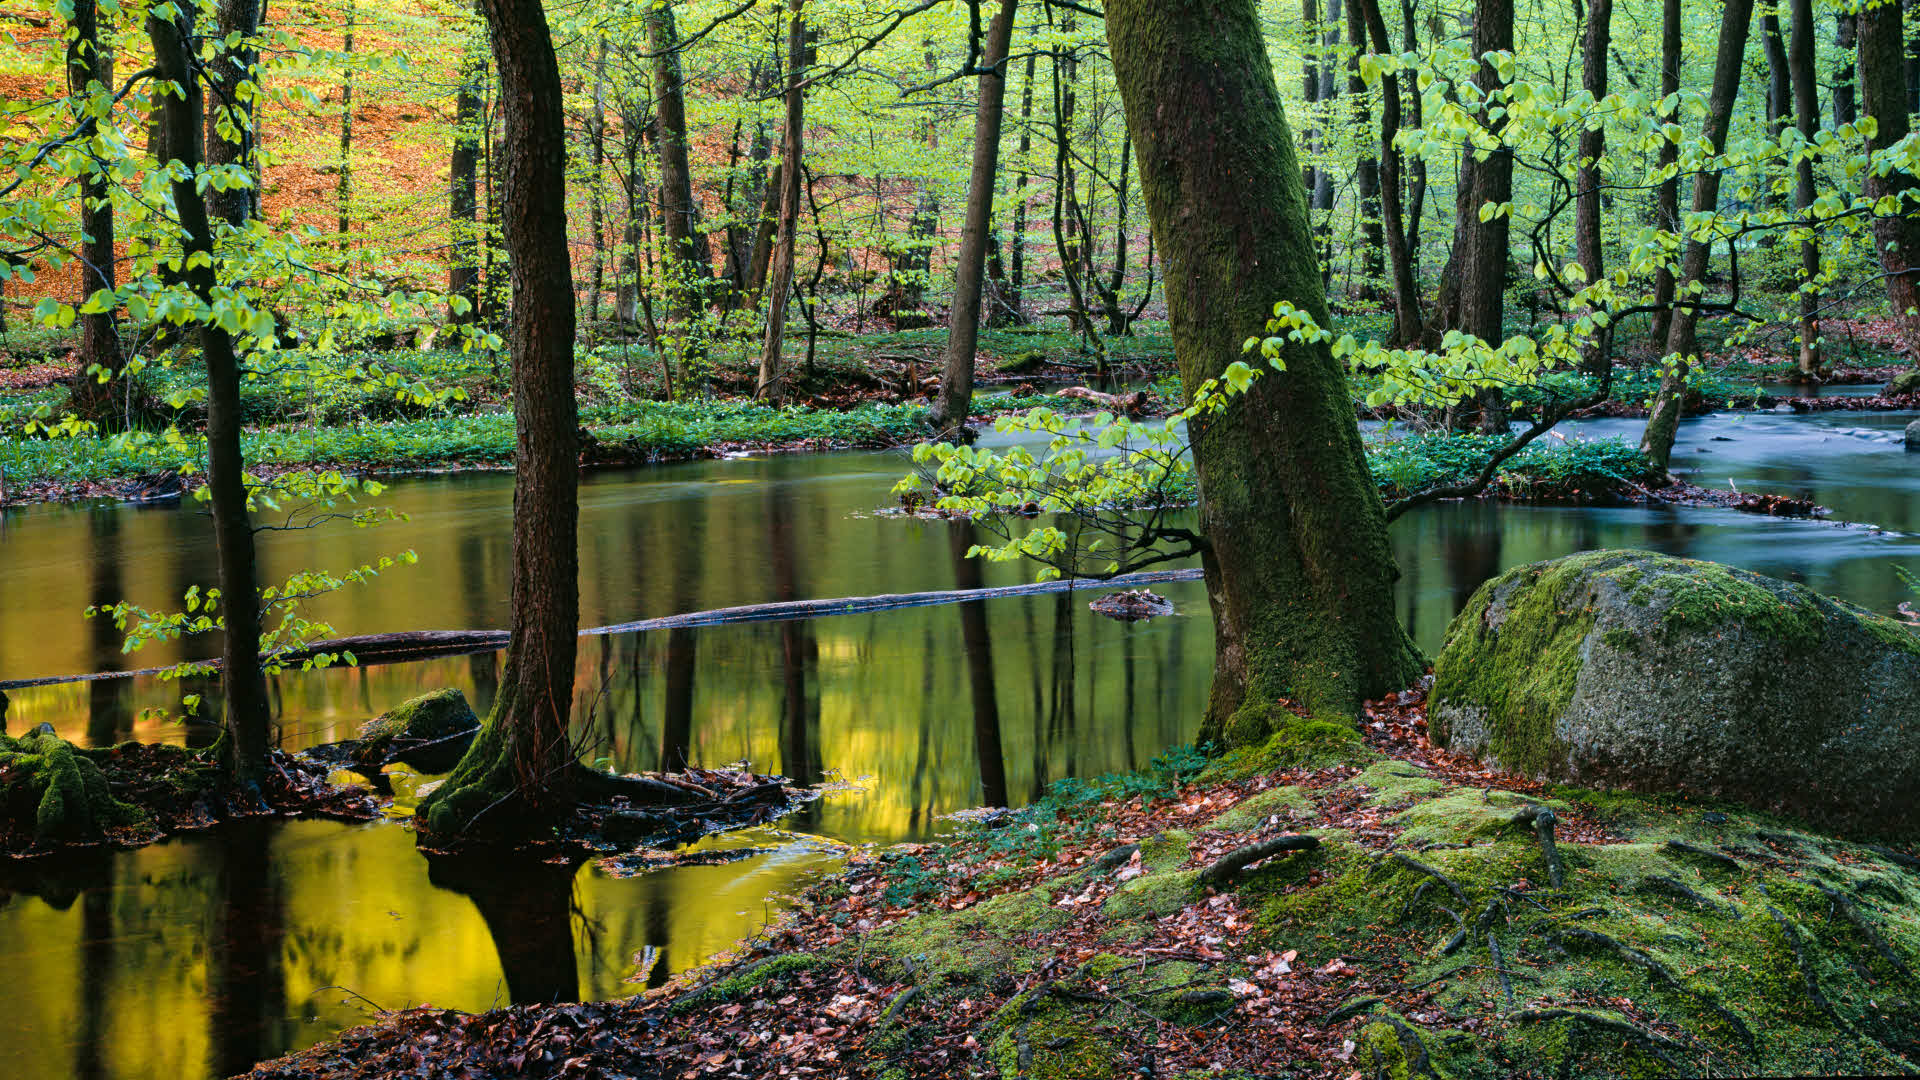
[0, 408, 1914, 1078]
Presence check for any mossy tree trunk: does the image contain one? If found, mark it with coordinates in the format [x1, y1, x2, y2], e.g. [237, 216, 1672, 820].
[418, 0, 580, 841]
[1102, 0, 1425, 749]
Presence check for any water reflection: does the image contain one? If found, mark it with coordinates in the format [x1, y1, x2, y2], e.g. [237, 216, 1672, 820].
[427, 853, 579, 1006]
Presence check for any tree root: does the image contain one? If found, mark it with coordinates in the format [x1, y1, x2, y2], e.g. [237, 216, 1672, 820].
[1487, 933, 1514, 1010]
[1093, 843, 1141, 873]
[1402, 880, 1433, 922]
[1381, 1013, 1443, 1080]
[1198, 833, 1319, 885]
[1553, 926, 1753, 1044]
[1325, 996, 1382, 1024]
[1664, 840, 1744, 872]
[880, 985, 921, 1026]
[1865, 845, 1920, 875]
[1767, 905, 1854, 1035]
[1638, 874, 1735, 917]
[1437, 906, 1469, 954]
[1816, 884, 1916, 985]
[1391, 852, 1468, 905]
[1506, 1008, 1685, 1068]
[1510, 805, 1565, 888]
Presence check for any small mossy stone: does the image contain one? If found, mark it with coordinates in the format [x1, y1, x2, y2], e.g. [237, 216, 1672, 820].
[1885, 369, 1920, 397]
[1905, 418, 1919, 450]
[1432, 550, 1920, 836]
[0, 731, 146, 845]
[1207, 785, 1312, 832]
[356, 688, 480, 774]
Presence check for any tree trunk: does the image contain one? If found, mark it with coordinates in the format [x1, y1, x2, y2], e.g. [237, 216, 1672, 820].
[1575, 0, 1612, 370]
[1649, 0, 1681, 347]
[1458, 0, 1514, 434]
[1357, 0, 1422, 344]
[1104, 0, 1424, 747]
[755, 3, 806, 403]
[1834, 13, 1858, 128]
[1859, 0, 1920, 350]
[588, 37, 607, 326]
[1787, 0, 1822, 376]
[337, 2, 355, 246]
[149, 5, 274, 787]
[449, 11, 483, 322]
[648, 3, 714, 324]
[66, 0, 126, 429]
[1008, 52, 1036, 324]
[1311, 0, 1341, 281]
[1346, 0, 1384, 295]
[418, 0, 581, 839]
[931, 0, 1018, 433]
[1641, 0, 1754, 471]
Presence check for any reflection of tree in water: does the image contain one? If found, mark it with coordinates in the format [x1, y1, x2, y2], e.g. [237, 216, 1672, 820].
[87, 512, 131, 746]
[427, 853, 580, 1006]
[950, 523, 1008, 809]
[206, 817, 289, 1078]
[907, 626, 935, 834]
[770, 490, 821, 804]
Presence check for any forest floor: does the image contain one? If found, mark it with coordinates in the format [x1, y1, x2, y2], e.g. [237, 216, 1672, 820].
[1, 316, 1915, 510]
[242, 684, 1920, 1080]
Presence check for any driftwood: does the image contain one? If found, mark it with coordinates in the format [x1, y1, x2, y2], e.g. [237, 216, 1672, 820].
[1053, 385, 1148, 416]
[1198, 833, 1320, 885]
[0, 568, 1206, 691]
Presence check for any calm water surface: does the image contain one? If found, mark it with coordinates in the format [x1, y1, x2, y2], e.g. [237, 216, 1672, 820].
[0, 408, 1915, 1078]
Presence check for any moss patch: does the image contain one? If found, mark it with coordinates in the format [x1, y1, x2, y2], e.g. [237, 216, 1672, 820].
[0, 730, 147, 845]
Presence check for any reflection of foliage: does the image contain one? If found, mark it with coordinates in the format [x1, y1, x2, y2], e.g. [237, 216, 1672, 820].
[1899, 568, 1919, 626]
[1368, 433, 1658, 502]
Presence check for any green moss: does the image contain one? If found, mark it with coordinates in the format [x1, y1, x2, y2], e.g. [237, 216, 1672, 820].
[0, 731, 146, 845]
[1344, 761, 1449, 808]
[1653, 558, 1826, 647]
[1204, 709, 1367, 779]
[866, 886, 1069, 995]
[986, 1009, 1116, 1080]
[357, 687, 480, 774]
[1206, 785, 1312, 832]
[1104, 868, 1200, 920]
[703, 953, 831, 1000]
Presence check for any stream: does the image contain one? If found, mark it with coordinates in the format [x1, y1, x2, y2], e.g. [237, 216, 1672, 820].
[0, 408, 1914, 1078]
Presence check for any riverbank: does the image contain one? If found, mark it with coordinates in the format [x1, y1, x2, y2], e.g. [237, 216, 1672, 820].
[242, 685, 1920, 1079]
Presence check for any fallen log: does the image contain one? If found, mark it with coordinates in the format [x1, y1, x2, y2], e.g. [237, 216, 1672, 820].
[0, 568, 1206, 690]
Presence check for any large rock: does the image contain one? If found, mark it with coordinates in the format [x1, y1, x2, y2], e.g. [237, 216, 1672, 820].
[1885, 369, 1920, 397]
[1906, 418, 1919, 450]
[1431, 550, 1920, 835]
[354, 688, 480, 774]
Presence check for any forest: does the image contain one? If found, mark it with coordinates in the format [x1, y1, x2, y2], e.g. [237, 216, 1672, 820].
[1, 0, 1919, 1076]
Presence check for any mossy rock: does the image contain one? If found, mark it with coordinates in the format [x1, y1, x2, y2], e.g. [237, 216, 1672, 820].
[1905, 418, 1919, 450]
[1206, 785, 1312, 832]
[1432, 550, 1920, 836]
[0, 729, 146, 845]
[354, 688, 480, 775]
[1884, 369, 1920, 397]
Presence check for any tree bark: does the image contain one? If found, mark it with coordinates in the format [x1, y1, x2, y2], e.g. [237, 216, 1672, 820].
[149, 4, 274, 786]
[1103, 0, 1424, 747]
[1007, 52, 1036, 324]
[1649, 0, 1681, 347]
[1787, 0, 1822, 375]
[449, 8, 484, 321]
[1346, 0, 1384, 295]
[336, 2, 355, 246]
[1457, 0, 1514, 433]
[1641, 0, 1754, 471]
[1575, 0, 1612, 371]
[418, 0, 581, 838]
[931, 0, 1018, 433]
[755, 3, 806, 403]
[65, 0, 125, 429]
[1357, 0, 1422, 344]
[648, 2, 715, 324]
[1859, 0, 1920, 350]
[588, 37, 607, 326]
[1834, 13, 1858, 128]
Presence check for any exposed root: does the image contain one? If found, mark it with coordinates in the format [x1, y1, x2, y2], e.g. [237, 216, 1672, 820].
[1554, 926, 1754, 1044]
[1437, 906, 1470, 955]
[1198, 833, 1319, 886]
[1665, 839, 1745, 872]
[1506, 1008, 1686, 1068]
[1768, 904, 1854, 1035]
[1639, 874, 1735, 917]
[1325, 996, 1382, 1024]
[1381, 1013, 1443, 1079]
[1510, 804, 1565, 888]
[1865, 845, 1920, 875]
[1390, 852, 1468, 905]
[1816, 884, 1917, 985]
[1487, 933, 1514, 1010]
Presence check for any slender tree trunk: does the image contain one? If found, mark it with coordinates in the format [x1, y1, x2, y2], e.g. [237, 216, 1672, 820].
[418, 0, 581, 838]
[649, 3, 714, 324]
[756, 3, 806, 403]
[588, 37, 607, 327]
[1649, 0, 1681, 347]
[1311, 0, 1341, 281]
[1008, 52, 1036, 323]
[952, 525, 1008, 808]
[1787, 0, 1822, 375]
[1459, 0, 1514, 434]
[1346, 0, 1384, 295]
[931, 0, 1018, 433]
[1641, 0, 1754, 471]
[337, 2, 355, 247]
[1302, 0, 1322, 199]
[449, 11, 483, 322]
[1358, 0, 1422, 344]
[1575, 0, 1612, 370]
[1104, 0, 1424, 746]
[1401, 0, 1425, 281]
[66, 0, 125, 428]
[1859, 0, 1920, 350]
[149, 5, 274, 787]
[1834, 13, 1858, 128]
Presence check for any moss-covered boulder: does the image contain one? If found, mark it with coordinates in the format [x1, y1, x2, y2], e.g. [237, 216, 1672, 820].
[1885, 369, 1920, 397]
[354, 688, 480, 775]
[1432, 550, 1920, 836]
[1905, 417, 1919, 450]
[0, 729, 146, 845]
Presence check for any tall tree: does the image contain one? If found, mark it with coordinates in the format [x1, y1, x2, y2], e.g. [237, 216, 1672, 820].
[1453, 0, 1516, 433]
[65, 0, 125, 428]
[1575, 0, 1613, 371]
[449, 11, 485, 322]
[1858, 0, 1920, 352]
[1834, 12, 1858, 127]
[1357, 0, 1423, 344]
[1103, 0, 1424, 747]
[1641, 0, 1755, 471]
[148, 2, 275, 786]
[1345, 0, 1384, 293]
[930, 0, 1019, 434]
[336, 0, 356, 245]
[418, 0, 583, 838]
[1648, 0, 1682, 347]
[1786, 0, 1822, 375]
[648, 1, 715, 326]
[756, 2, 807, 403]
